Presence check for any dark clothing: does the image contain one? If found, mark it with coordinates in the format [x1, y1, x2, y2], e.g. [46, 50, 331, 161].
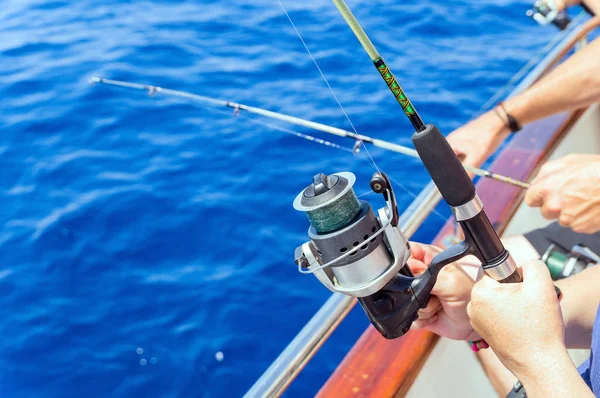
[578, 304, 600, 396]
[524, 222, 600, 256]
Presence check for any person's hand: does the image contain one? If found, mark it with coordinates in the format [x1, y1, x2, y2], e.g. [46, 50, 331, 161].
[446, 110, 510, 168]
[407, 242, 481, 341]
[467, 260, 566, 378]
[525, 154, 600, 233]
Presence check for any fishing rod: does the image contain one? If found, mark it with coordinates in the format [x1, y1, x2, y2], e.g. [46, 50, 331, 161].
[292, 0, 535, 340]
[89, 77, 529, 189]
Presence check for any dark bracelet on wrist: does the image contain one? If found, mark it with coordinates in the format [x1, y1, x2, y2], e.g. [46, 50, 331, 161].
[494, 102, 522, 133]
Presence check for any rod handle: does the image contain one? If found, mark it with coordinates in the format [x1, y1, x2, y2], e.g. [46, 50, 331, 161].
[411, 124, 475, 207]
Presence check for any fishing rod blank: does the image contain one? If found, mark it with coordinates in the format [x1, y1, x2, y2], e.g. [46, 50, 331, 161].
[89, 77, 529, 189]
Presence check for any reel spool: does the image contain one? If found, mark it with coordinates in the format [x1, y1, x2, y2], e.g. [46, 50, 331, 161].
[541, 243, 599, 280]
[293, 172, 411, 298]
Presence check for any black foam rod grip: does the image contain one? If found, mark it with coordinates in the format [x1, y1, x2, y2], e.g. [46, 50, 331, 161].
[411, 124, 475, 207]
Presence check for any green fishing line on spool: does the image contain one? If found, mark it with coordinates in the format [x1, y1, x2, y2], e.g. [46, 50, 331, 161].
[543, 247, 568, 280]
[293, 172, 362, 235]
[305, 189, 361, 234]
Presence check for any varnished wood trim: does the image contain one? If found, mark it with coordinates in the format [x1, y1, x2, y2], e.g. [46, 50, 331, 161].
[315, 328, 439, 398]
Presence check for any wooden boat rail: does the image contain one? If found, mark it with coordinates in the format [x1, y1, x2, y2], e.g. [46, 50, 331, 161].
[244, 17, 599, 398]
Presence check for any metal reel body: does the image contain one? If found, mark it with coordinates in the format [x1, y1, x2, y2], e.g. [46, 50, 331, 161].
[298, 203, 411, 298]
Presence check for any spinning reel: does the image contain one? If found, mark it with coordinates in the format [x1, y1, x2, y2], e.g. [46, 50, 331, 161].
[527, 0, 595, 30]
[542, 243, 599, 280]
[527, 0, 572, 30]
[294, 124, 522, 339]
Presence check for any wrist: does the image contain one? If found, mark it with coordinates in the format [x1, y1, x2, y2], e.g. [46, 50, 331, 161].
[485, 110, 511, 138]
[514, 344, 571, 385]
[493, 102, 522, 134]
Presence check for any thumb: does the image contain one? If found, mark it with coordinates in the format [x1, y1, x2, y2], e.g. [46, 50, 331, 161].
[474, 273, 499, 291]
[519, 259, 553, 285]
[407, 258, 428, 276]
[462, 152, 480, 168]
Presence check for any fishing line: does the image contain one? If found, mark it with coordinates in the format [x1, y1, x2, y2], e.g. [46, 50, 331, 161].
[387, 174, 448, 223]
[275, 0, 381, 174]
[205, 103, 452, 224]
[356, 190, 375, 198]
[202, 104, 355, 153]
[206, 105, 452, 227]
[275, 0, 447, 224]
[90, 77, 531, 189]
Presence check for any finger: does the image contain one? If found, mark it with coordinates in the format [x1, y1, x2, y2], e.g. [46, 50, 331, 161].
[524, 180, 549, 207]
[445, 135, 466, 157]
[407, 258, 428, 276]
[558, 212, 573, 229]
[471, 274, 499, 300]
[411, 315, 439, 331]
[519, 259, 553, 285]
[417, 296, 442, 321]
[408, 242, 427, 261]
[466, 301, 474, 319]
[463, 152, 481, 168]
[474, 274, 498, 289]
[533, 160, 563, 182]
[408, 241, 442, 265]
[569, 211, 599, 233]
[540, 194, 562, 220]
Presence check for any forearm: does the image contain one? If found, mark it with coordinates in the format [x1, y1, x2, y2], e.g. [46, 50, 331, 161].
[557, 265, 600, 348]
[517, 348, 593, 398]
[579, 0, 600, 16]
[504, 37, 600, 126]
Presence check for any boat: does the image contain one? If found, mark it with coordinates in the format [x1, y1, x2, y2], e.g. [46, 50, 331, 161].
[244, 15, 600, 398]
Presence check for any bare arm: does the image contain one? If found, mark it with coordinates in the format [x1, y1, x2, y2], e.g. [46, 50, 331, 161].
[447, 37, 600, 167]
[505, 37, 600, 125]
[556, 265, 600, 348]
[517, 348, 594, 398]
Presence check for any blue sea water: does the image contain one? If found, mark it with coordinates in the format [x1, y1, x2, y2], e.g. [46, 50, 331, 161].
[0, 0, 580, 397]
